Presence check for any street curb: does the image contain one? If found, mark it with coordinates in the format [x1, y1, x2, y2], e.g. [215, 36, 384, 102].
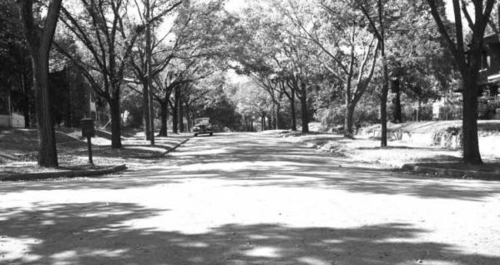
[0, 164, 127, 182]
[401, 164, 500, 180]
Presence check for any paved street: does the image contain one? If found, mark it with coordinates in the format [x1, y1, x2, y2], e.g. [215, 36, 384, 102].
[1, 133, 500, 265]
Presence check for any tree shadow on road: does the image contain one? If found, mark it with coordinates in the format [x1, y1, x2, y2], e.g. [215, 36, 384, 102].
[1, 202, 498, 265]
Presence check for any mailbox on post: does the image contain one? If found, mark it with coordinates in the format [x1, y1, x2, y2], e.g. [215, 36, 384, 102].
[81, 118, 95, 138]
[80, 118, 95, 165]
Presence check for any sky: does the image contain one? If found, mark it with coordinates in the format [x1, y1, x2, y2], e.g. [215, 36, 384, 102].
[224, 0, 247, 13]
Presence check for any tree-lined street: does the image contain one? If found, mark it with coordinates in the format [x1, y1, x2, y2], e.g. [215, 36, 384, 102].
[2, 1, 500, 263]
[4, 0, 500, 167]
[1, 134, 499, 264]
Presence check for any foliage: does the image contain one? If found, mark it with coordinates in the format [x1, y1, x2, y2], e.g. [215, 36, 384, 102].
[426, 0, 496, 164]
[316, 96, 380, 128]
[227, 78, 271, 119]
[222, 0, 454, 137]
[0, 1, 34, 122]
[478, 99, 500, 120]
[121, 87, 145, 128]
[198, 83, 242, 131]
[57, 0, 144, 148]
[432, 126, 462, 149]
[0, 1, 25, 75]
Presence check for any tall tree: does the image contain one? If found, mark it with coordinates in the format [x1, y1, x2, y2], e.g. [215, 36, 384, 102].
[234, 1, 321, 133]
[152, 70, 178, 136]
[288, 0, 380, 138]
[17, 0, 62, 167]
[251, 75, 285, 130]
[130, 0, 182, 143]
[385, 1, 453, 123]
[426, 0, 495, 164]
[225, 2, 291, 131]
[357, 0, 391, 147]
[57, 0, 143, 148]
[134, 0, 226, 135]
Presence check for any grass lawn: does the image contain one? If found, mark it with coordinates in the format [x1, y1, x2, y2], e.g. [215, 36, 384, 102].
[0, 128, 188, 175]
[273, 121, 500, 180]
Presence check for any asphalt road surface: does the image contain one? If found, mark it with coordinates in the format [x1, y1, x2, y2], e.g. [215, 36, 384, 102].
[1, 133, 500, 265]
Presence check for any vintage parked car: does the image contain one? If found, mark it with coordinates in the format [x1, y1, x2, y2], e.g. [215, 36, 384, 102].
[192, 117, 213, 136]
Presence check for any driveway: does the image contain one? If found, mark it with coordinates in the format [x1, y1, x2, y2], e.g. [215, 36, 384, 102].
[1, 132, 500, 265]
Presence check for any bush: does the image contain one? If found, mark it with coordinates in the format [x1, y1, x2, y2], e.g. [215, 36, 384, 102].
[316, 104, 380, 129]
[432, 126, 462, 148]
[401, 104, 434, 121]
[478, 100, 500, 120]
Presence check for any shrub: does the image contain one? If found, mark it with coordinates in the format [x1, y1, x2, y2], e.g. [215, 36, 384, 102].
[432, 126, 462, 148]
[316, 104, 380, 129]
[478, 100, 500, 120]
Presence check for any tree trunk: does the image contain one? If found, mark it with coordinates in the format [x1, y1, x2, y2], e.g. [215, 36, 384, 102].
[145, 0, 154, 145]
[142, 80, 151, 140]
[299, 88, 309, 133]
[261, 114, 266, 131]
[392, 78, 402, 123]
[275, 102, 281, 130]
[17, 0, 62, 167]
[380, 64, 389, 147]
[158, 100, 169, 137]
[271, 104, 276, 130]
[461, 70, 482, 164]
[289, 89, 297, 131]
[344, 101, 356, 139]
[185, 102, 192, 132]
[379, 0, 389, 147]
[109, 97, 122, 149]
[20, 69, 32, 128]
[393, 94, 402, 123]
[148, 84, 155, 143]
[179, 97, 184, 133]
[33, 52, 58, 167]
[171, 92, 178, 133]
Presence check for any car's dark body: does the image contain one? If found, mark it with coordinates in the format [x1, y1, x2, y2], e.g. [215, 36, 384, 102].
[192, 117, 213, 136]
